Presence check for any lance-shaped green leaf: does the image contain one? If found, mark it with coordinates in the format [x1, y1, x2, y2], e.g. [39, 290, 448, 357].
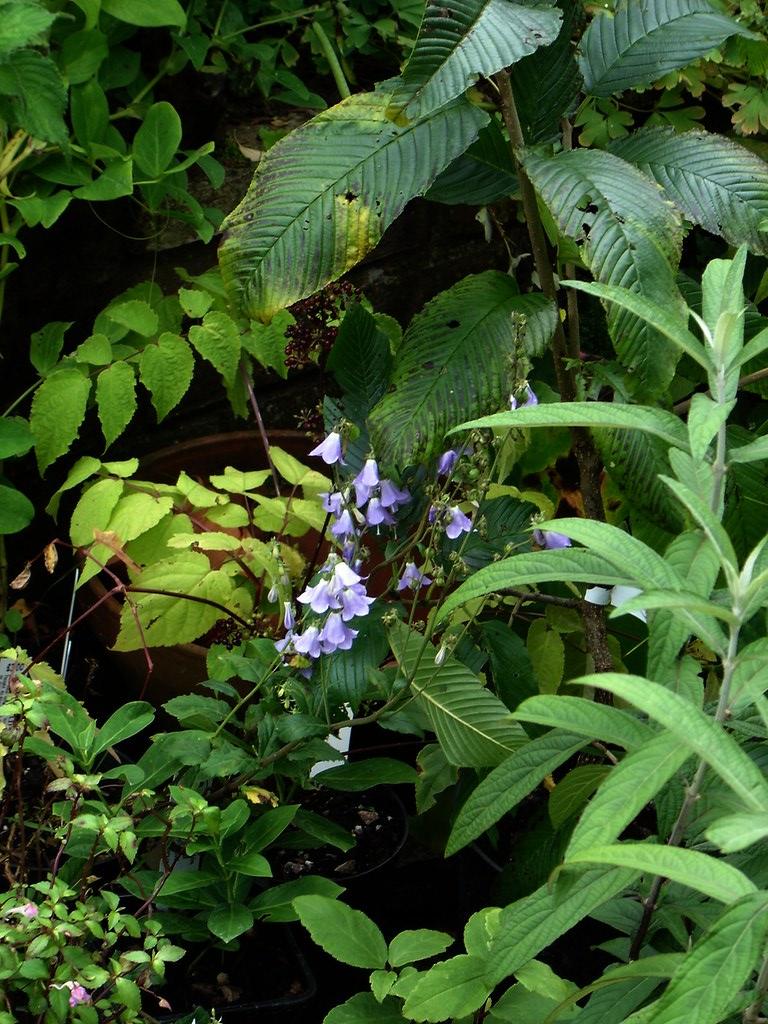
[435, 548, 634, 623]
[572, 673, 768, 812]
[446, 730, 587, 855]
[567, 731, 690, 855]
[387, 619, 527, 767]
[512, 695, 651, 749]
[523, 148, 684, 398]
[485, 865, 639, 986]
[218, 90, 487, 321]
[706, 813, 768, 854]
[388, 0, 562, 119]
[578, 0, 754, 98]
[611, 127, 768, 255]
[566, 843, 756, 903]
[368, 272, 556, 468]
[451, 401, 690, 450]
[623, 893, 768, 1024]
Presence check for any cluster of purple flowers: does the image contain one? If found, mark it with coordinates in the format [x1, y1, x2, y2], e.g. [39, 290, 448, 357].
[277, 559, 373, 660]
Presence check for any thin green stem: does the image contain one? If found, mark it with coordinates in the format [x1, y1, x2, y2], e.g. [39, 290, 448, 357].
[312, 22, 351, 100]
[744, 949, 768, 1023]
[3, 380, 40, 418]
[629, 621, 742, 960]
[218, 5, 321, 40]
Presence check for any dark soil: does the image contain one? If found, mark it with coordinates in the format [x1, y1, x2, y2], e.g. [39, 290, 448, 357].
[157, 925, 314, 1021]
[273, 787, 407, 881]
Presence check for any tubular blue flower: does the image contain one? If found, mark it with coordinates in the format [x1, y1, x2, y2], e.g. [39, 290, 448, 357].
[366, 497, 396, 527]
[379, 479, 410, 511]
[396, 562, 433, 591]
[330, 509, 356, 539]
[321, 613, 358, 652]
[355, 459, 380, 489]
[532, 528, 571, 550]
[283, 602, 295, 630]
[339, 583, 374, 621]
[341, 540, 356, 564]
[293, 626, 323, 659]
[332, 561, 363, 588]
[445, 506, 472, 540]
[510, 385, 538, 410]
[437, 449, 459, 476]
[275, 631, 294, 654]
[267, 583, 279, 603]
[297, 578, 337, 614]
[321, 491, 344, 515]
[309, 431, 344, 465]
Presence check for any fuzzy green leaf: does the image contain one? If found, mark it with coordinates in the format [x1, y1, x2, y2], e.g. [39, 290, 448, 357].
[139, 332, 195, 421]
[389, 0, 562, 118]
[132, 101, 182, 178]
[188, 311, 241, 386]
[402, 955, 492, 1022]
[96, 362, 137, 448]
[388, 930, 454, 968]
[0, 50, 67, 144]
[30, 366, 92, 472]
[573, 673, 768, 811]
[567, 731, 689, 855]
[513, 695, 651, 749]
[369, 272, 556, 468]
[625, 893, 768, 1024]
[452, 401, 690, 449]
[218, 90, 487, 321]
[446, 730, 586, 855]
[436, 548, 637, 624]
[566, 843, 756, 903]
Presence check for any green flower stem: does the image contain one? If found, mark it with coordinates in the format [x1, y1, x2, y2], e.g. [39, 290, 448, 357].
[743, 950, 768, 1023]
[312, 22, 351, 100]
[495, 70, 613, 673]
[629, 620, 742, 960]
[218, 5, 322, 40]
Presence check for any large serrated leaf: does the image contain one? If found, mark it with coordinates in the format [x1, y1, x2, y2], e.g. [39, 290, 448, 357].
[388, 619, 527, 767]
[522, 148, 684, 398]
[327, 303, 392, 424]
[139, 332, 195, 421]
[578, 0, 753, 98]
[30, 366, 92, 473]
[612, 127, 768, 254]
[425, 118, 517, 205]
[368, 272, 556, 468]
[389, 0, 562, 119]
[511, 0, 582, 144]
[96, 362, 137, 448]
[293, 896, 387, 969]
[218, 90, 487, 321]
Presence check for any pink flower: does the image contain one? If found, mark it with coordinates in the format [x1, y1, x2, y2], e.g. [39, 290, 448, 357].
[68, 984, 91, 1007]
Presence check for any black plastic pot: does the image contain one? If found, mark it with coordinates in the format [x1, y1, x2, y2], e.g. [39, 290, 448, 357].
[156, 925, 316, 1023]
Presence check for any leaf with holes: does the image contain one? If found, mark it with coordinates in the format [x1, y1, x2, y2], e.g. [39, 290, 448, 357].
[387, 619, 527, 767]
[218, 89, 487, 321]
[578, 0, 753, 98]
[522, 148, 684, 398]
[389, 0, 562, 119]
[611, 127, 768, 255]
[369, 272, 556, 468]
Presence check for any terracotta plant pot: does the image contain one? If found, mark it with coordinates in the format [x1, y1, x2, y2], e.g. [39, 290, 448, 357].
[81, 430, 319, 704]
